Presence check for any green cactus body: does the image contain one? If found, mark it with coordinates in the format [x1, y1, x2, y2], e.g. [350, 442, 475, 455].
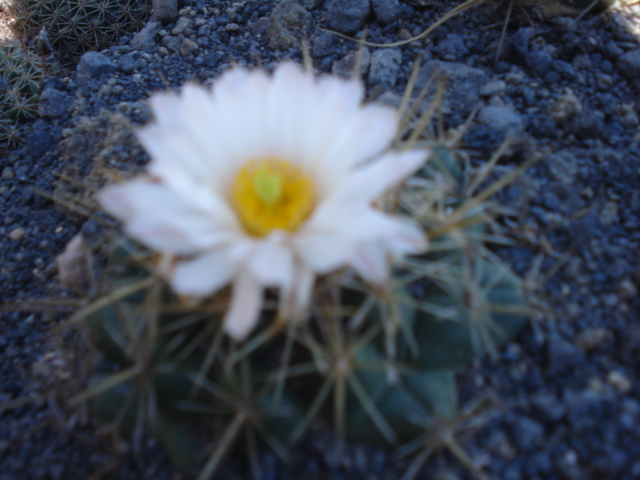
[0, 44, 43, 150]
[73, 145, 532, 477]
[11, 0, 150, 60]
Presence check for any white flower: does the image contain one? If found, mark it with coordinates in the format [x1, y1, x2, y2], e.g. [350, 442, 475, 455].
[98, 62, 429, 341]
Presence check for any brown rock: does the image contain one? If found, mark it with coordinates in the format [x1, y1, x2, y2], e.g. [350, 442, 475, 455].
[153, 0, 178, 24]
[268, 0, 311, 50]
[180, 38, 198, 56]
[548, 91, 582, 124]
[55, 234, 90, 288]
[576, 328, 611, 353]
[8, 227, 25, 241]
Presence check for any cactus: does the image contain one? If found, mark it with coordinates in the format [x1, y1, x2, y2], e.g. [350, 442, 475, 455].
[61, 138, 532, 479]
[9, 0, 150, 61]
[0, 43, 43, 151]
[0, 43, 42, 121]
[52, 55, 536, 479]
[0, 119, 26, 152]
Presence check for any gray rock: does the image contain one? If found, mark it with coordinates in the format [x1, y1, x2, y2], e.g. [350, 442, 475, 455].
[509, 27, 534, 56]
[374, 90, 402, 108]
[617, 49, 640, 86]
[2, 167, 14, 180]
[480, 80, 506, 97]
[153, 0, 178, 24]
[526, 50, 554, 77]
[622, 325, 640, 362]
[161, 35, 182, 53]
[552, 16, 577, 33]
[130, 20, 161, 51]
[249, 17, 270, 36]
[548, 92, 582, 124]
[479, 106, 524, 134]
[486, 430, 516, 459]
[417, 60, 485, 85]
[312, 32, 336, 58]
[76, 52, 117, 86]
[171, 16, 192, 36]
[369, 48, 401, 86]
[533, 392, 566, 423]
[547, 336, 586, 375]
[326, 0, 370, 35]
[38, 87, 71, 118]
[554, 60, 576, 80]
[434, 34, 468, 61]
[297, 0, 321, 9]
[26, 128, 54, 158]
[543, 151, 578, 185]
[180, 38, 198, 56]
[117, 52, 138, 73]
[604, 39, 623, 60]
[557, 450, 584, 480]
[569, 111, 605, 139]
[564, 389, 609, 433]
[596, 73, 613, 90]
[197, 24, 211, 36]
[507, 416, 545, 451]
[416, 60, 487, 114]
[575, 327, 611, 353]
[606, 370, 632, 393]
[268, 0, 312, 50]
[332, 48, 371, 79]
[370, 0, 399, 24]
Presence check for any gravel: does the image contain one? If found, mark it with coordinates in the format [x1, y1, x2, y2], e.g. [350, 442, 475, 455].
[325, 0, 371, 34]
[1, 0, 640, 479]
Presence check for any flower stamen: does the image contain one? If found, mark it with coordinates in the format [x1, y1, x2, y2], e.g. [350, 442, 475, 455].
[231, 158, 315, 237]
[254, 164, 284, 206]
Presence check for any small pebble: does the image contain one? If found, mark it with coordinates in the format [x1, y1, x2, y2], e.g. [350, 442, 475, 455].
[620, 278, 638, 300]
[576, 328, 611, 353]
[607, 371, 633, 393]
[8, 227, 25, 241]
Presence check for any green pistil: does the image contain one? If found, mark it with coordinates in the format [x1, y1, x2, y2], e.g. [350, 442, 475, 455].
[254, 166, 283, 206]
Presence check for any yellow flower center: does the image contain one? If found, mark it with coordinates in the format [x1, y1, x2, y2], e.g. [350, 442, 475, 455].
[230, 158, 315, 237]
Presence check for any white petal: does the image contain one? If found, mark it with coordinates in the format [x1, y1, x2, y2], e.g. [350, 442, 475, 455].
[141, 77, 262, 188]
[296, 75, 367, 169]
[141, 86, 220, 177]
[298, 205, 427, 275]
[343, 210, 427, 254]
[382, 218, 428, 259]
[223, 270, 263, 340]
[321, 103, 398, 168]
[210, 67, 272, 169]
[265, 63, 315, 162]
[171, 249, 238, 297]
[245, 235, 295, 289]
[325, 149, 429, 207]
[349, 242, 389, 284]
[283, 262, 315, 320]
[98, 180, 234, 255]
[350, 220, 426, 284]
[147, 160, 240, 229]
[293, 230, 357, 273]
[144, 89, 183, 128]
